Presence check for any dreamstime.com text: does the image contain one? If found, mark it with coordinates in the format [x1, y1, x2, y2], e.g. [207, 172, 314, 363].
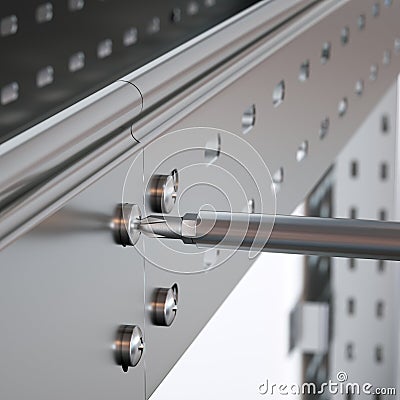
[259, 372, 396, 396]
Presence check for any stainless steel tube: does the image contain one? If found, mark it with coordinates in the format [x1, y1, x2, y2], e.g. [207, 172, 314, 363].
[139, 211, 400, 260]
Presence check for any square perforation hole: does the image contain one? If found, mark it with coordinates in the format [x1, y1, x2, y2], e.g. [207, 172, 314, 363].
[376, 300, 385, 318]
[97, 39, 113, 59]
[321, 42, 331, 64]
[272, 81, 285, 107]
[36, 3, 53, 23]
[296, 141, 308, 162]
[380, 162, 388, 181]
[123, 28, 138, 47]
[378, 208, 387, 221]
[357, 14, 366, 30]
[204, 134, 221, 164]
[0, 15, 18, 36]
[147, 17, 160, 34]
[381, 115, 390, 133]
[372, 2, 380, 17]
[1, 82, 19, 105]
[355, 79, 364, 96]
[36, 66, 54, 88]
[299, 60, 310, 82]
[341, 27, 350, 45]
[370, 64, 379, 81]
[272, 167, 284, 192]
[338, 98, 348, 117]
[349, 207, 357, 219]
[350, 160, 358, 178]
[187, 1, 200, 16]
[383, 50, 391, 65]
[319, 117, 330, 139]
[348, 258, 356, 270]
[347, 298, 356, 315]
[395, 38, 400, 54]
[377, 260, 385, 273]
[170, 8, 182, 23]
[241, 104, 256, 134]
[68, 52, 85, 72]
[346, 343, 355, 360]
[375, 345, 383, 363]
[68, 0, 84, 11]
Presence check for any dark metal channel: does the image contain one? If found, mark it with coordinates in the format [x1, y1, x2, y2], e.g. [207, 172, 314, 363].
[0, 0, 259, 143]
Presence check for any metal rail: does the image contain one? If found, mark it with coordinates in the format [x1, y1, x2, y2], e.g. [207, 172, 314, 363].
[0, 0, 321, 250]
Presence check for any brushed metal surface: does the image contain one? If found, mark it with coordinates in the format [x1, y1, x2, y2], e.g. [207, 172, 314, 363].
[0, 155, 145, 400]
[0, 0, 259, 142]
[0, 0, 320, 250]
[1, 1, 400, 398]
[139, 0, 400, 390]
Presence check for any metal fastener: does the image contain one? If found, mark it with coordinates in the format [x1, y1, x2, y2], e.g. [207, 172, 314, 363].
[112, 203, 141, 246]
[115, 325, 144, 372]
[152, 284, 178, 327]
[147, 169, 179, 214]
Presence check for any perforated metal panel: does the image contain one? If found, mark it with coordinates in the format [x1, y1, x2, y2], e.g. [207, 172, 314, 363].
[0, 0, 258, 142]
[331, 83, 399, 399]
[1, 1, 400, 399]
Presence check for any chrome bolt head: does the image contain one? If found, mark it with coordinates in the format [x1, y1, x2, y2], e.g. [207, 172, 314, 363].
[113, 203, 141, 247]
[147, 169, 179, 214]
[115, 325, 144, 372]
[152, 284, 178, 327]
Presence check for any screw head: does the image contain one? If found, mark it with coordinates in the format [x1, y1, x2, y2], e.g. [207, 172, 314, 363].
[147, 170, 179, 214]
[113, 203, 141, 247]
[153, 285, 178, 327]
[115, 325, 144, 372]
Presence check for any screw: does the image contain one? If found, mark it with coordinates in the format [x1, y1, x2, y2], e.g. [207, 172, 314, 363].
[147, 169, 179, 214]
[112, 203, 141, 247]
[115, 325, 144, 372]
[152, 284, 178, 327]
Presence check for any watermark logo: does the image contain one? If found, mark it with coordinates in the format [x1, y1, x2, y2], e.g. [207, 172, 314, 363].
[258, 372, 396, 396]
[336, 371, 348, 382]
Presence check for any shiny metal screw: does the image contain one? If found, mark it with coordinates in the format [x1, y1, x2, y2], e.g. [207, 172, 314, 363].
[152, 284, 178, 327]
[147, 169, 179, 214]
[115, 325, 144, 372]
[112, 203, 141, 247]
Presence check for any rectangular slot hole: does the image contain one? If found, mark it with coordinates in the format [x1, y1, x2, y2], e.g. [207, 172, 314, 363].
[241, 104, 256, 134]
[346, 343, 354, 360]
[272, 81, 285, 107]
[381, 115, 390, 133]
[376, 301, 384, 318]
[36, 66, 54, 88]
[0, 15, 18, 36]
[350, 160, 358, 178]
[378, 260, 385, 273]
[1, 82, 19, 105]
[97, 39, 113, 59]
[347, 298, 355, 315]
[379, 208, 387, 221]
[123, 27, 138, 46]
[380, 162, 388, 181]
[375, 345, 383, 363]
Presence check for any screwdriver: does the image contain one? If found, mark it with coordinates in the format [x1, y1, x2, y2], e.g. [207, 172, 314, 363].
[137, 211, 400, 260]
